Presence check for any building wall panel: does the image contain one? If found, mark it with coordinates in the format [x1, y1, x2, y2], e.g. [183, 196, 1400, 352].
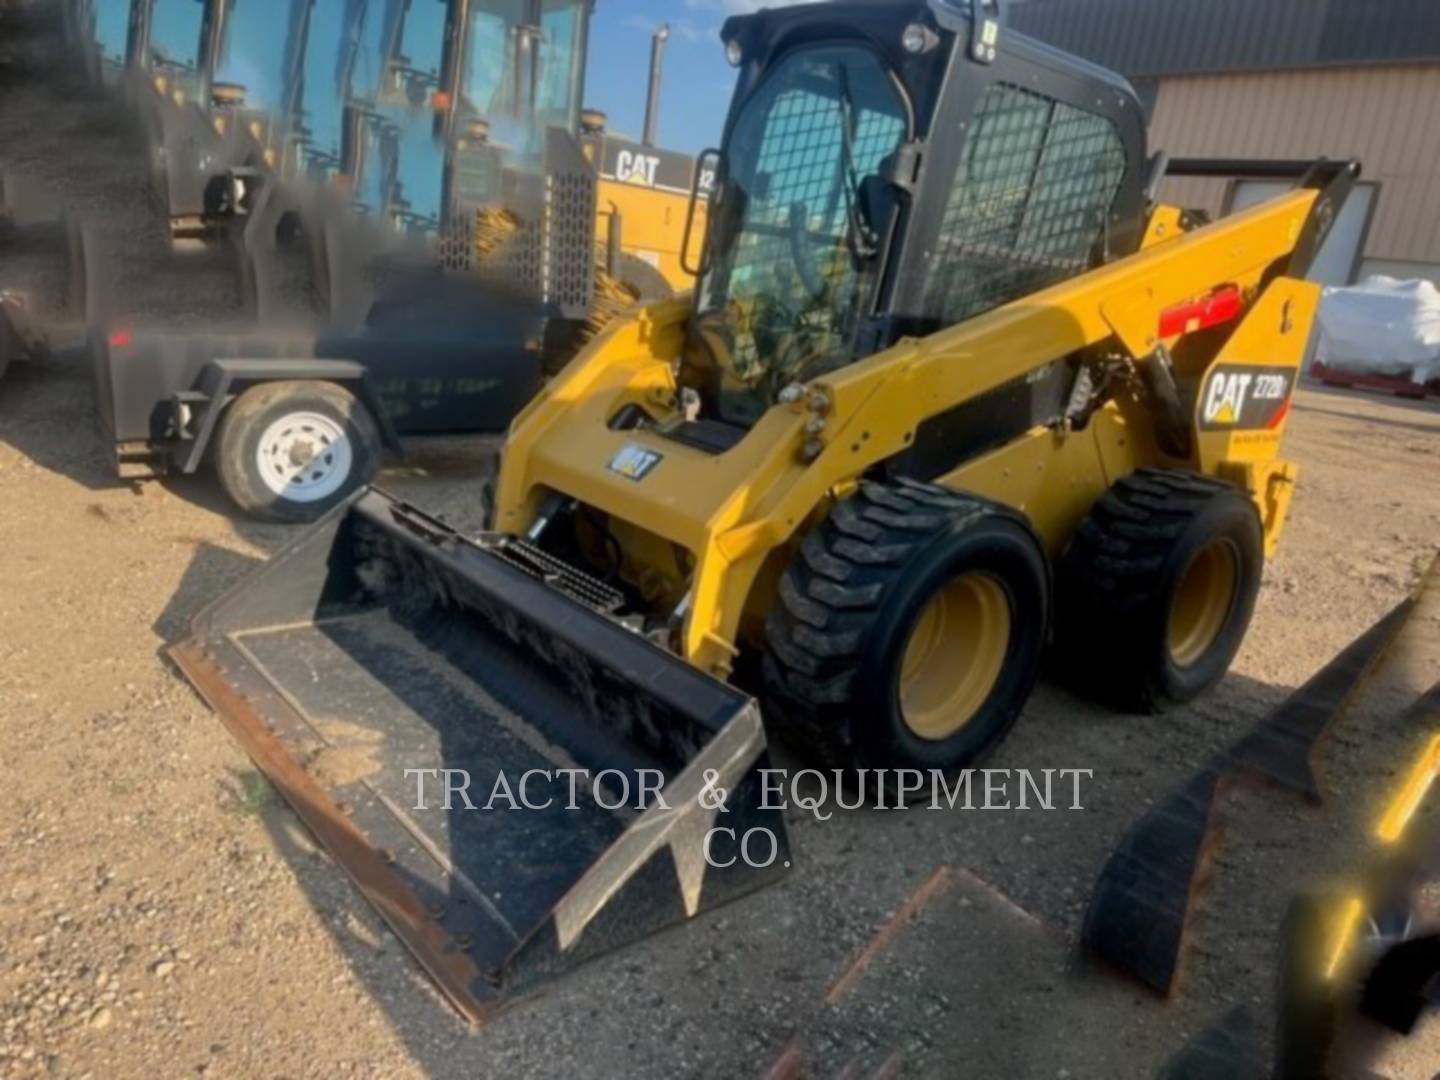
[1010, 0, 1440, 77]
[1146, 66, 1440, 265]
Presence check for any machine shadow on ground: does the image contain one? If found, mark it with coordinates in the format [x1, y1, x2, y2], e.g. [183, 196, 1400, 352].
[221, 649, 1302, 1077]
[142, 504, 1439, 1076]
[151, 541, 265, 643]
[13, 342, 1427, 1073]
[232, 643, 1434, 1077]
[0, 349, 135, 494]
[0, 348, 272, 526]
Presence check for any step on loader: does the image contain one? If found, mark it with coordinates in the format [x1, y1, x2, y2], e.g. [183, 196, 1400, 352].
[173, 0, 1358, 1021]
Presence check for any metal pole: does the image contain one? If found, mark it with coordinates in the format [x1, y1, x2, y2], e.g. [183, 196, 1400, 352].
[126, 0, 154, 71]
[642, 24, 669, 147]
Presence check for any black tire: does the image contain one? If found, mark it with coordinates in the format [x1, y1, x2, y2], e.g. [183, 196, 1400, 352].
[307, 214, 336, 323]
[213, 380, 382, 524]
[761, 479, 1050, 772]
[64, 212, 87, 320]
[616, 253, 674, 304]
[1053, 468, 1263, 712]
[475, 464, 498, 533]
[0, 171, 16, 226]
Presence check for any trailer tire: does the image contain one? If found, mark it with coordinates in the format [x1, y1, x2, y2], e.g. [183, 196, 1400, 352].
[1052, 469, 1263, 712]
[760, 479, 1049, 772]
[214, 380, 381, 523]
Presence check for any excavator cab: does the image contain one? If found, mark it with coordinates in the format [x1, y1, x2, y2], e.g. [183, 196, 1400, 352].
[77, 0, 131, 80]
[437, 0, 590, 232]
[443, 0, 587, 154]
[340, 0, 683, 328]
[280, 0, 359, 179]
[130, 0, 206, 78]
[341, 0, 588, 234]
[363, 0, 449, 232]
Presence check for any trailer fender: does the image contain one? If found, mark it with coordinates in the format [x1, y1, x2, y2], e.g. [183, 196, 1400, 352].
[178, 358, 402, 474]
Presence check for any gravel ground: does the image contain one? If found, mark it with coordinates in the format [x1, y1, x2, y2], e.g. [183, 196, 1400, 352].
[2, 3, 1439, 1077]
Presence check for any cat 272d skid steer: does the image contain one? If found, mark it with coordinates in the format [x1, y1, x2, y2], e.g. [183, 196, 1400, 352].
[171, 0, 1357, 1023]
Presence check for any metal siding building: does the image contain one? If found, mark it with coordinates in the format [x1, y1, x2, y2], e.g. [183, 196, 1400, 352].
[1011, 0, 1440, 282]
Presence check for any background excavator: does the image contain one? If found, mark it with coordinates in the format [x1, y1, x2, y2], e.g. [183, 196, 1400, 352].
[64, 0, 704, 313]
[58, 0, 715, 518]
[171, 0, 1362, 1023]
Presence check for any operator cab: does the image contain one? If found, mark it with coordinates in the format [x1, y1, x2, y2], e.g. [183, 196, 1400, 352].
[135, 0, 206, 76]
[686, 0, 1148, 427]
[438, 0, 589, 221]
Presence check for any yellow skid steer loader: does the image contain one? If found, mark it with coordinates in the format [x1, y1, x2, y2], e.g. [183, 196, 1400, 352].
[171, 0, 1357, 1021]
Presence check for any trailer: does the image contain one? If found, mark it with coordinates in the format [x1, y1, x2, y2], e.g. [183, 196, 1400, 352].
[94, 273, 545, 519]
[1312, 360, 1440, 401]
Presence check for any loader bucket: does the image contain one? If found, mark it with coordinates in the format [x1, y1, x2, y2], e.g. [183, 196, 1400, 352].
[170, 489, 789, 1023]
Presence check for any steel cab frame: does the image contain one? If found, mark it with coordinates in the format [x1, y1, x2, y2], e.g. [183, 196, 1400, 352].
[694, 0, 1149, 415]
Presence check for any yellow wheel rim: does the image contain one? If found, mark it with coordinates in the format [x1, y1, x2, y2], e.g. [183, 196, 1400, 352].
[900, 573, 1011, 741]
[1167, 540, 1239, 668]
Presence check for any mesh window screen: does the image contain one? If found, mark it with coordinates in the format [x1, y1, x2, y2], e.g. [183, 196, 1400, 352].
[923, 83, 1126, 327]
[701, 47, 906, 384]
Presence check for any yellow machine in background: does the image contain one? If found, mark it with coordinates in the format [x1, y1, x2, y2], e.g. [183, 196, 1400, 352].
[582, 114, 711, 293]
[579, 22, 711, 296]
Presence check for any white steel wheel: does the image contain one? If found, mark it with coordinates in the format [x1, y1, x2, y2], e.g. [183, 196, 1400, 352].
[214, 380, 382, 523]
[254, 410, 354, 503]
